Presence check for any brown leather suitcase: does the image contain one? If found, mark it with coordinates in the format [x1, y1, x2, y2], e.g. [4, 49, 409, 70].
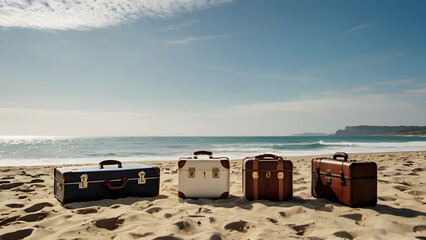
[311, 152, 377, 207]
[243, 154, 293, 201]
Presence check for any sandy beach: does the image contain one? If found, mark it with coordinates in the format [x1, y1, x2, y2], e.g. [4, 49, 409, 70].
[0, 151, 425, 240]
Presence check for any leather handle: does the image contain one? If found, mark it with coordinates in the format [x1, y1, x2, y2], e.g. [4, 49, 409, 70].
[333, 152, 348, 161]
[99, 160, 122, 169]
[104, 179, 127, 190]
[194, 151, 213, 159]
[256, 154, 282, 160]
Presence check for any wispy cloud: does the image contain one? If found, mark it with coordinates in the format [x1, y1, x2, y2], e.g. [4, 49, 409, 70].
[164, 19, 198, 30]
[0, 0, 232, 31]
[163, 34, 227, 44]
[344, 22, 374, 33]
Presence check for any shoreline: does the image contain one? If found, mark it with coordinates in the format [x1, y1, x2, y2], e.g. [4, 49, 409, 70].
[1, 150, 426, 167]
[0, 151, 425, 239]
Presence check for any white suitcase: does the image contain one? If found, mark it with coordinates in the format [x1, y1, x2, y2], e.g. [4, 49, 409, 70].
[178, 151, 230, 199]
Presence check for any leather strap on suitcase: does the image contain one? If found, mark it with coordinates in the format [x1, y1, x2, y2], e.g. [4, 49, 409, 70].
[252, 154, 285, 200]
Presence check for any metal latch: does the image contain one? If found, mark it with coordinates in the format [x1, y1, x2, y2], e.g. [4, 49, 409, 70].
[188, 168, 195, 178]
[252, 171, 259, 179]
[138, 171, 146, 184]
[340, 171, 346, 186]
[277, 172, 284, 179]
[266, 171, 271, 179]
[79, 174, 88, 189]
[325, 176, 332, 184]
[212, 168, 219, 178]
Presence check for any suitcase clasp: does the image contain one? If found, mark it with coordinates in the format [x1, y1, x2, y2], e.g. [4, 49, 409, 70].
[252, 171, 259, 179]
[212, 168, 220, 178]
[138, 171, 146, 184]
[188, 168, 195, 178]
[340, 171, 346, 186]
[79, 174, 88, 189]
[266, 171, 271, 179]
[277, 172, 284, 179]
[325, 176, 332, 184]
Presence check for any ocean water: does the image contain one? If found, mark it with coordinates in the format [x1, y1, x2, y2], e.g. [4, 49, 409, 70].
[0, 136, 426, 166]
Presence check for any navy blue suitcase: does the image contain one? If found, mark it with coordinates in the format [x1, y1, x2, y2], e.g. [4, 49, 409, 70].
[54, 160, 160, 204]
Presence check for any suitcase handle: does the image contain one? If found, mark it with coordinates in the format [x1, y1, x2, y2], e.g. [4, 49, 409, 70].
[333, 152, 348, 161]
[104, 178, 127, 190]
[255, 154, 282, 160]
[194, 151, 213, 159]
[99, 160, 123, 169]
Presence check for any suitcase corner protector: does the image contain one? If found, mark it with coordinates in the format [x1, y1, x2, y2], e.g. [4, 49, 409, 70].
[220, 191, 229, 199]
[178, 191, 186, 199]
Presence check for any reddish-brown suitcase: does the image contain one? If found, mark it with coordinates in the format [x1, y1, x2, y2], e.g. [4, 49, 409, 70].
[311, 152, 377, 207]
[243, 154, 293, 201]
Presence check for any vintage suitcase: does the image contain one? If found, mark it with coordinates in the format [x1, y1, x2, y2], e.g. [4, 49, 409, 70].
[54, 160, 160, 204]
[178, 151, 230, 199]
[243, 154, 293, 201]
[311, 152, 377, 207]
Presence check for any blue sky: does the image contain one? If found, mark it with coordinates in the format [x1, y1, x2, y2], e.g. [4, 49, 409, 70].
[0, 0, 425, 136]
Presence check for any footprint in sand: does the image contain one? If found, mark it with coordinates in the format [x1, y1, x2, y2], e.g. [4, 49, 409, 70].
[0, 216, 19, 227]
[413, 225, 426, 232]
[291, 224, 311, 236]
[6, 203, 24, 208]
[279, 211, 286, 217]
[196, 207, 212, 214]
[0, 228, 34, 240]
[174, 221, 192, 233]
[146, 207, 162, 214]
[333, 231, 353, 240]
[0, 182, 24, 190]
[209, 217, 215, 223]
[94, 217, 124, 230]
[29, 179, 45, 183]
[1, 176, 14, 180]
[75, 208, 98, 214]
[267, 218, 278, 224]
[24, 202, 53, 213]
[153, 236, 182, 240]
[164, 213, 172, 218]
[18, 212, 48, 222]
[394, 185, 409, 191]
[378, 196, 397, 201]
[294, 187, 308, 192]
[209, 233, 222, 240]
[339, 213, 363, 221]
[224, 220, 248, 233]
[13, 187, 35, 193]
[130, 232, 154, 238]
[408, 190, 426, 196]
[0, 180, 10, 184]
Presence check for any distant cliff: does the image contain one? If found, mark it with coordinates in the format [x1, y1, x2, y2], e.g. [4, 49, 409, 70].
[334, 125, 426, 136]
